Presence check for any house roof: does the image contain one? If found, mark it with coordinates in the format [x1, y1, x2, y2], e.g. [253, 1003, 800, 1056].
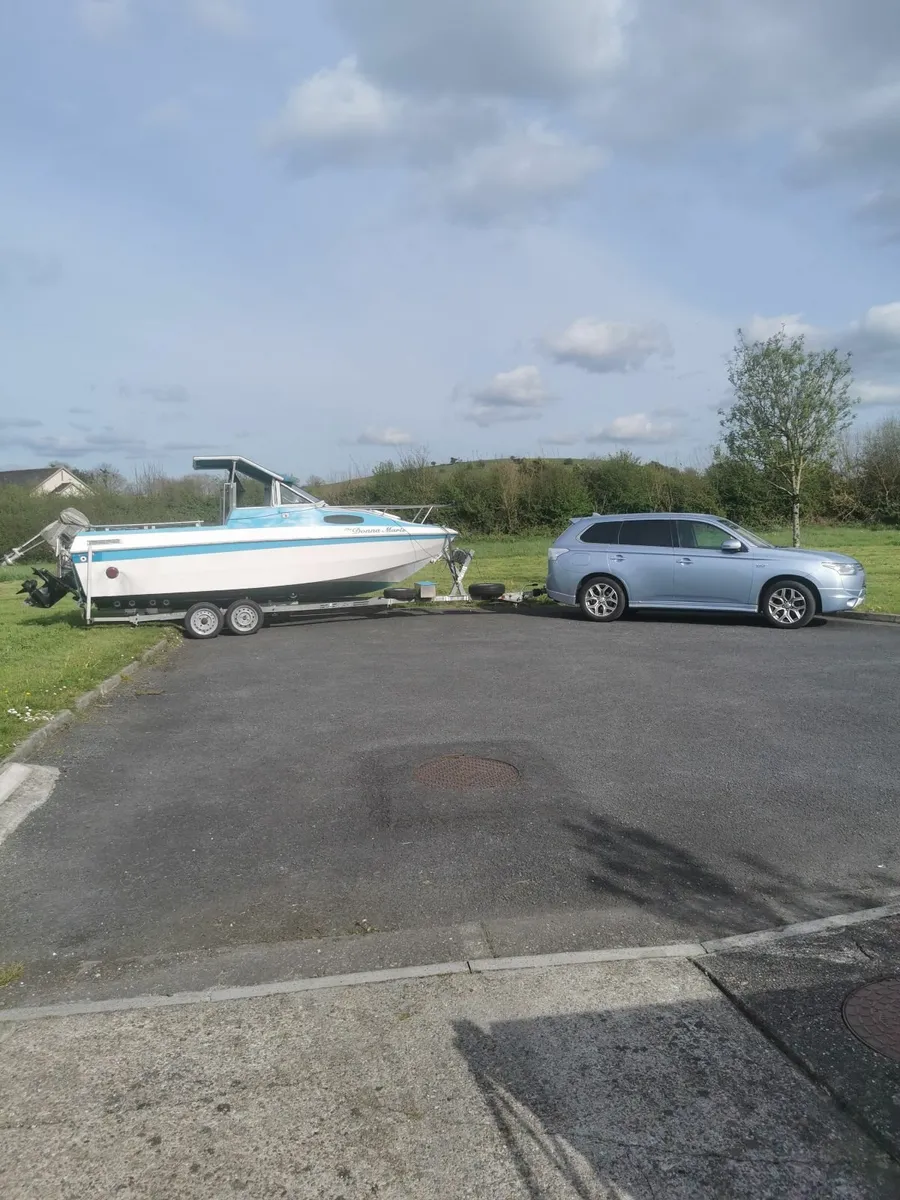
[0, 466, 88, 491]
[0, 467, 57, 487]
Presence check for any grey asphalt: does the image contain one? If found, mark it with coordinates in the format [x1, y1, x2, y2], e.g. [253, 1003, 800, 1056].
[2, 606, 899, 1001]
[702, 913, 900, 1162]
[3, 955, 899, 1199]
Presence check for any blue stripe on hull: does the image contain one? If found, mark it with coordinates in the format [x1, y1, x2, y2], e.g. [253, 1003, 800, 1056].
[78, 532, 448, 563]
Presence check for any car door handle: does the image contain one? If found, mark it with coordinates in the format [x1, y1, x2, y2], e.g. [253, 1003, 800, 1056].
[676, 557, 692, 565]
[610, 553, 624, 562]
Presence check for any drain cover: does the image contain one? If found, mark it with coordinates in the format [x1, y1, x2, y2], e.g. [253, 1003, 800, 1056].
[414, 755, 519, 789]
[842, 978, 900, 1062]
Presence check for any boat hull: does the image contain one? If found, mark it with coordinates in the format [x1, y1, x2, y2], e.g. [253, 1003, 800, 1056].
[70, 526, 453, 607]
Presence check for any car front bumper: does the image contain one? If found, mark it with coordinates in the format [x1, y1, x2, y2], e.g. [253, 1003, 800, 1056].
[819, 583, 866, 613]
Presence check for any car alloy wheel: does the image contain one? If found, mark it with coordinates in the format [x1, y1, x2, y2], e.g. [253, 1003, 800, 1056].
[767, 586, 808, 626]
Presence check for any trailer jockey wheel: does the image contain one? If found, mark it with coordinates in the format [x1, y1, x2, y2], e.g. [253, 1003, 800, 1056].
[184, 602, 224, 639]
[224, 598, 264, 636]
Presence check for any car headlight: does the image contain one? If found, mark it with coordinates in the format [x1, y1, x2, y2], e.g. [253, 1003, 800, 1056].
[548, 548, 568, 561]
[821, 561, 857, 575]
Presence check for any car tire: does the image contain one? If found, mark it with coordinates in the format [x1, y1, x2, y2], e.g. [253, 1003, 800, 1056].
[468, 583, 506, 600]
[578, 575, 627, 622]
[224, 598, 264, 636]
[761, 580, 816, 629]
[183, 601, 223, 639]
[384, 587, 417, 601]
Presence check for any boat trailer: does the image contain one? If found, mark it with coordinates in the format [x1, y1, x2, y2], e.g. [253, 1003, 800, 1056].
[3, 514, 544, 638]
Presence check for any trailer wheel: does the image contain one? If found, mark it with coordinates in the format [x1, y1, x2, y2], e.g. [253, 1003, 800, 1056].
[468, 583, 506, 600]
[184, 602, 223, 639]
[383, 587, 417, 601]
[224, 599, 264, 636]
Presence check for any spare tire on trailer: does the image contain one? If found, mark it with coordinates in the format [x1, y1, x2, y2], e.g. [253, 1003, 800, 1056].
[383, 587, 417, 601]
[468, 583, 506, 600]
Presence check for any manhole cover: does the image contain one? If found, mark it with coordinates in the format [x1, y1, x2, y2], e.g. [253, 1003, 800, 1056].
[842, 978, 900, 1062]
[414, 755, 520, 789]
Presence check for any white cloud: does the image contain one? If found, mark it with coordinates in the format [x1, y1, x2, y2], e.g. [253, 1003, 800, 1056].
[312, 0, 900, 226]
[330, 0, 627, 101]
[544, 317, 672, 373]
[76, 0, 131, 38]
[355, 427, 414, 445]
[190, 0, 249, 37]
[436, 124, 604, 224]
[742, 313, 821, 342]
[0, 418, 42, 430]
[587, 413, 681, 443]
[851, 301, 900, 346]
[741, 301, 900, 398]
[267, 59, 401, 166]
[855, 381, 900, 407]
[463, 364, 554, 426]
[267, 62, 598, 220]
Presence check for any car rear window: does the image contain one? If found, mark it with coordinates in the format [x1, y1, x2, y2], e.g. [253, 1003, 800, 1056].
[580, 521, 622, 544]
[618, 519, 674, 547]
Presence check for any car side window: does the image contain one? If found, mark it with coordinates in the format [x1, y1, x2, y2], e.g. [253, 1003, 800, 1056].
[677, 520, 732, 550]
[618, 520, 674, 548]
[580, 521, 622, 544]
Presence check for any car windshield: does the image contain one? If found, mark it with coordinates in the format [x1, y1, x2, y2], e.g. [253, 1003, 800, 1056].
[719, 518, 774, 549]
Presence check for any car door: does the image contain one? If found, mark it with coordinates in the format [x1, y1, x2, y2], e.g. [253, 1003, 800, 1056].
[611, 519, 676, 603]
[673, 520, 756, 606]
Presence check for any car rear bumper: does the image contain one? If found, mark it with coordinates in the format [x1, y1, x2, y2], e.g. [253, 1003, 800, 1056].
[546, 585, 577, 607]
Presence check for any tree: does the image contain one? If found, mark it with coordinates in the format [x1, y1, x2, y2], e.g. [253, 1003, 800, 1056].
[719, 330, 857, 546]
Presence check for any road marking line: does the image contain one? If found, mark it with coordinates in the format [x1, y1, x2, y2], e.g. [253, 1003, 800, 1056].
[0, 765, 60, 850]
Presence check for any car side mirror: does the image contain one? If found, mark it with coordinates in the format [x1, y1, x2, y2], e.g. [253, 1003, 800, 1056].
[720, 538, 743, 553]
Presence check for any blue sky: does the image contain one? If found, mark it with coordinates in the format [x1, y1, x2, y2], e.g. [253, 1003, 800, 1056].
[2, 0, 899, 481]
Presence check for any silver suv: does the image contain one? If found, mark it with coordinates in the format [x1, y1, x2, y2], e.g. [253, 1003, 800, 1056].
[546, 513, 866, 629]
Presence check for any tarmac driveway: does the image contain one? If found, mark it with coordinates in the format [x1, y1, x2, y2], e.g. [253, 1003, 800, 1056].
[2, 607, 898, 999]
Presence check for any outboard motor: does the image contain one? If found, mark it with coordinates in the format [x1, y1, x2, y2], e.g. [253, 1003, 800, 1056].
[2, 507, 90, 608]
[19, 568, 78, 609]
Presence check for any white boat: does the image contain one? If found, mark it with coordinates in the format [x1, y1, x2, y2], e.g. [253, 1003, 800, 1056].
[5, 455, 458, 617]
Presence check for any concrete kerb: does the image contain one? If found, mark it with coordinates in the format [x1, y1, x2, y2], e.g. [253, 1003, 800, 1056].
[2, 898, 899, 1025]
[1, 636, 176, 766]
[833, 611, 900, 625]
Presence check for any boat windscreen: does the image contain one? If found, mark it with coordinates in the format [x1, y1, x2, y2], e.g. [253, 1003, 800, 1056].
[280, 481, 320, 505]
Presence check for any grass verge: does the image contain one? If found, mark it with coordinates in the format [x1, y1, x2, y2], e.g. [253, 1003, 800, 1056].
[0, 569, 178, 759]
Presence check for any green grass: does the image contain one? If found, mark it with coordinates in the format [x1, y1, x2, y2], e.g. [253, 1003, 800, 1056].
[0, 962, 24, 987]
[0, 568, 178, 759]
[0, 525, 896, 757]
